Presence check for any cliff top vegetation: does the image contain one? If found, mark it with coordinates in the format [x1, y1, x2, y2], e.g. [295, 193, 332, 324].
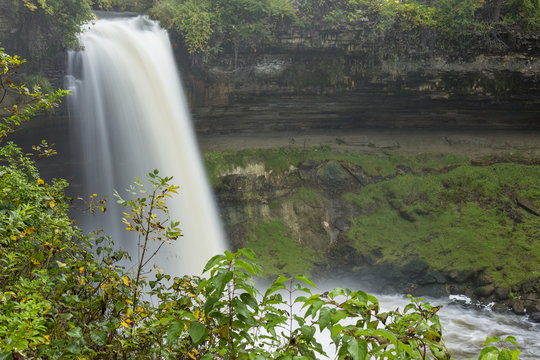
[147, 0, 539, 58]
[4, 0, 539, 63]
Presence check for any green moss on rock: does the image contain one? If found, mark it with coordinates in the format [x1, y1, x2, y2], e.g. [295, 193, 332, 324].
[243, 219, 322, 278]
[346, 163, 540, 287]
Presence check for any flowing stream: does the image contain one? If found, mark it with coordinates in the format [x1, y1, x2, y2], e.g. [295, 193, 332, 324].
[65, 14, 539, 359]
[378, 294, 540, 359]
[66, 15, 226, 276]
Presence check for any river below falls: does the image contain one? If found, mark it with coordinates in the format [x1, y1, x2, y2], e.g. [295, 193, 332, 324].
[290, 291, 540, 359]
[274, 288, 539, 359]
[377, 294, 540, 359]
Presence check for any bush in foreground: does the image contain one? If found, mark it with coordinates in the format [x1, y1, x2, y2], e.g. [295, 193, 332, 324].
[0, 153, 521, 359]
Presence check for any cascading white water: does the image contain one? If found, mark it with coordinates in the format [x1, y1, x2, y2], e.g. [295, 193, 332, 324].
[66, 15, 227, 276]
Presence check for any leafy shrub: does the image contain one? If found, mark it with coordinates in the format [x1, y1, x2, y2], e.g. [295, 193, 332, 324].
[0, 146, 525, 358]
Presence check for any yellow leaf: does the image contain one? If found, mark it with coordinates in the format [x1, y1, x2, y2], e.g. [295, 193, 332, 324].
[57, 261, 66, 267]
[10, 235, 17, 241]
[25, 2, 37, 11]
[37, 178, 45, 185]
[122, 276, 130, 286]
[79, 266, 84, 274]
[120, 321, 130, 328]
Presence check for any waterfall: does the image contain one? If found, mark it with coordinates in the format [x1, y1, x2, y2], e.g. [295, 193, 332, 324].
[66, 15, 227, 276]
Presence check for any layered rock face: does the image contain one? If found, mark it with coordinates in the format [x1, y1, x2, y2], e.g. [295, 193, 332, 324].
[0, 1, 17, 49]
[181, 28, 539, 133]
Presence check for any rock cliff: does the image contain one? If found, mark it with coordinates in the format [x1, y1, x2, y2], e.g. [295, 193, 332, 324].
[178, 26, 539, 132]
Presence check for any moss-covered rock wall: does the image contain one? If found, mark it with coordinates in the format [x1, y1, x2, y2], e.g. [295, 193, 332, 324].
[204, 145, 540, 317]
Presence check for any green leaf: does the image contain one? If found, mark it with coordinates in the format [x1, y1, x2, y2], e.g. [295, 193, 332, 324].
[504, 336, 518, 346]
[293, 283, 312, 294]
[234, 298, 251, 318]
[355, 329, 398, 349]
[347, 338, 367, 360]
[66, 326, 82, 338]
[304, 298, 324, 318]
[238, 247, 257, 261]
[203, 254, 225, 272]
[295, 274, 316, 288]
[367, 320, 378, 329]
[331, 324, 344, 341]
[213, 269, 233, 294]
[204, 295, 220, 314]
[330, 288, 345, 298]
[90, 330, 107, 346]
[478, 346, 499, 360]
[331, 310, 348, 324]
[189, 322, 207, 345]
[0, 352, 13, 360]
[201, 354, 215, 360]
[319, 307, 331, 331]
[300, 325, 316, 342]
[224, 250, 235, 260]
[367, 294, 379, 305]
[483, 337, 501, 346]
[240, 292, 257, 310]
[235, 258, 258, 275]
[167, 320, 184, 345]
[498, 349, 512, 360]
[264, 277, 287, 297]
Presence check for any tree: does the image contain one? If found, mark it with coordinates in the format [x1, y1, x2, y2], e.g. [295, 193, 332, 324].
[0, 46, 67, 142]
[149, 0, 296, 63]
[10, 0, 94, 57]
